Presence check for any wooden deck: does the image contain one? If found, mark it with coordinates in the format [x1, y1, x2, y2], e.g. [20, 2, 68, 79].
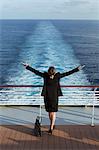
[0, 125, 99, 150]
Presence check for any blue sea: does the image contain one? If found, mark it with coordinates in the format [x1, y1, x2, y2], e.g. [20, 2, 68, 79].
[0, 20, 99, 105]
[0, 19, 99, 85]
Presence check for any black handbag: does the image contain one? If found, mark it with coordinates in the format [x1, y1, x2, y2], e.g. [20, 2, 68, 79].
[34, 116, 42, 136]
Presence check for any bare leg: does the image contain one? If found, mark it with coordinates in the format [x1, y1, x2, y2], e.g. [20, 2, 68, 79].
[49, 112, 56, 130]
[51, 112, 56, 130]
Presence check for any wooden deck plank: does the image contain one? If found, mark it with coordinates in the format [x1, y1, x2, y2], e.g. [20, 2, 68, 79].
[0, 125, 99, 150]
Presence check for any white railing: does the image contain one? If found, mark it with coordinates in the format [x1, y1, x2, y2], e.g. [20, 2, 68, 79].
[0, 85, 99, 105]
[0, 85, 99, 126]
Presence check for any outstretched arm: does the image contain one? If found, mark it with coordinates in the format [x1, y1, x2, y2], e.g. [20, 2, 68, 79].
[22, 63, 44, 77]
[59, 65, 85, 78]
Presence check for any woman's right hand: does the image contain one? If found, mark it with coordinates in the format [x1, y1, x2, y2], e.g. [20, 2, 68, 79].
[22, 62, 29, 67]
[78, 65, 85, 70]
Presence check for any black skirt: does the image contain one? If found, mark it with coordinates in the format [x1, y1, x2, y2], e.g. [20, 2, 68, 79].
[44, 95, 58, 112]
[43, 83, 59, 112]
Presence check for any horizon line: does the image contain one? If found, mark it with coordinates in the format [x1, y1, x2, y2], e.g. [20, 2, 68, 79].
[0, 18, 99, 21]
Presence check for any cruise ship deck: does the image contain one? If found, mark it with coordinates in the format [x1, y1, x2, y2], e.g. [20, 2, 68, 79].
[0, 106, 99, 150]
[0, 85, 99, 149]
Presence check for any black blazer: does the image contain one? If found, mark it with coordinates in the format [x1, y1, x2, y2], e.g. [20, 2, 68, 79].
[26, 66, 79, 96]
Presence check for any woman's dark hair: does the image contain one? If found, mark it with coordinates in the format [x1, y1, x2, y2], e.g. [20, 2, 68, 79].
[48, 66, 56, 75]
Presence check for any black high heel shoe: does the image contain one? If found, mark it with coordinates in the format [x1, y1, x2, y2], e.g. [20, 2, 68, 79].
[48, 128, 53, 134]
[53, 125, 55, 130]
[48, 125, 55, 134]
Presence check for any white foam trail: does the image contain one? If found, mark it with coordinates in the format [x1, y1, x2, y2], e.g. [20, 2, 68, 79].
[3, 21, 91, 105]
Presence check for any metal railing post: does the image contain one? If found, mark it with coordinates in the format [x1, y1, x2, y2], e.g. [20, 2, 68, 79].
[39, 87, 42, 124]
[91, 88, 96, 126]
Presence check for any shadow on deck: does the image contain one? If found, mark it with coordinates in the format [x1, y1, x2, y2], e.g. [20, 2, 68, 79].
[0, 125, 99, 150]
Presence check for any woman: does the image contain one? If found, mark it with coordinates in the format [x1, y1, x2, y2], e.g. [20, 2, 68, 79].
[23, 63, 85, 134]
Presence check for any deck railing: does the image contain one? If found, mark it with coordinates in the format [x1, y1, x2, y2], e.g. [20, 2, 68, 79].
[0, 85, 99, 105]
[0, 85, 99, 126]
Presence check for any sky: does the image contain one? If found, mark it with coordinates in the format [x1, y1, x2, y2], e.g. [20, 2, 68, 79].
[0, 0, 99, 19]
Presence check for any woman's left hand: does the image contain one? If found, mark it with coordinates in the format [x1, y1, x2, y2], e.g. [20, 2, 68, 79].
[22, 62, 29, 67]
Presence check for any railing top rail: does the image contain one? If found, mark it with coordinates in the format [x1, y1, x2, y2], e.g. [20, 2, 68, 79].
[0, 85, 99, 88]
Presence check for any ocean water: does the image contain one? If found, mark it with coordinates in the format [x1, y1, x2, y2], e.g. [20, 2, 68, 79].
[0, 20, 99, 105]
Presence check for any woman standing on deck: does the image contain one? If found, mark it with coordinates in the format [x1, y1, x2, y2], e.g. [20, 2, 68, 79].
[23, 63, 84, 134]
